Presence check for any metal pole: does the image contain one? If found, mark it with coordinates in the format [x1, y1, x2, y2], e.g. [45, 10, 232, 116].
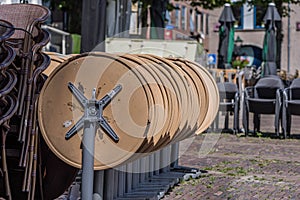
[117, 166, 125, 197]
[170, 143, 179, 168]
[126, 162, 133, 193]
[287, 1, 291, 73]
[65, 83, 122, 200]
[114, 169, 118, 199]
[62, 35, 66, 55]
[132, 159, 140, 189]
[160, 148, 168, 173]
[103, 169, 115, 200]
[81, 121, 96, 200]
[94, 171, 104, 198]
[140, 157, 146, 182]
[154, 151, 160, 175]
[149, 154, 154, 177]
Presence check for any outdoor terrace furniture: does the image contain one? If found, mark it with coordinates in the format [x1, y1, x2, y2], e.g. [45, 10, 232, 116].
[208, 68, 239, 83]
[243, 75, 284, 136]
[18, 29, 50, 155]
[208, 69, 242, 133]
[0, 3, 50, 116]
[214, 82, 240, 133]
[282, 78, 300, 138]
[0, 4, 51, 200]
[0, 20, 16, 71]
[0, 19, 17, 200]
[0, 3, 50, 148]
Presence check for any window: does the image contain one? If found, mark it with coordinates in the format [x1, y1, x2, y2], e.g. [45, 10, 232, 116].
[175, 4, 180, 28]
[200, 12, 204, 32]
[195, 10, 199, 32]
[232, 5, 243, 28]
[181, 6, 186, 30]
[190, 9, 194, 32]
[194, 9, 202, 33]
[206, 14, 209, 34]
[129, 3, 139, 35]
[232, 3, 265, 30]
[254, 5, 265, 28]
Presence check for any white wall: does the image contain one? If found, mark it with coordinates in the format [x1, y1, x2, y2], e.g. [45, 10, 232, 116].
[281, 4, 300, 74]
[0, 0, 42, 4]
[243, 4, 254, 30]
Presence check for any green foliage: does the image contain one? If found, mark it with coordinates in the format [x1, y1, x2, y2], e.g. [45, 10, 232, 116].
[190, 0, 235, 10]
[42, 0, 82, 34]
[189, 0, 300, 17]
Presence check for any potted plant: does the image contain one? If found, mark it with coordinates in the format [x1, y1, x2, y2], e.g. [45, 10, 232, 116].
[231, 56, 250, 69]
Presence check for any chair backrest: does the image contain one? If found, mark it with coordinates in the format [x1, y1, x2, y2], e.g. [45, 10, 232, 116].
[217, 82, 238, 100]
[0, 19, 15, 43]
[0, 44, 16, 70]
[289, 78, 300, 99]
[0, 3, 50, 56]
[290, 78, 300, 88]
[0, 4, 50, 40]
[0, 20, 16, 70]
[254, 76, 284, 99]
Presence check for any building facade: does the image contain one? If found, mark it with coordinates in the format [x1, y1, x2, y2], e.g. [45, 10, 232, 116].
[167, 1, 210, 50]
[168, 1, 300, 74]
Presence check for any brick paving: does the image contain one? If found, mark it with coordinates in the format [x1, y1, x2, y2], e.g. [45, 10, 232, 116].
[163, 114, 300, 200]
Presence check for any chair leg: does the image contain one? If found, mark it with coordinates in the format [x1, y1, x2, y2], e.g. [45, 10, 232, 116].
[234, 101, 239, 134]
[211, 111, 219, 132]
[275, 105, 282, 137]
[1, 124, 12, 200]
[224, 112, 229, 130]
[275, 115, 280, 137]
[237, 111, 240, 133]
[282, 106, 287, 139]
[253, 114, 260, 133]
[257, 115, 260, 132]
[243, 105, 249, 136]
[233, 114, 237, 134]
[287, 113, 292, 138]
[215, 111, 219, 130]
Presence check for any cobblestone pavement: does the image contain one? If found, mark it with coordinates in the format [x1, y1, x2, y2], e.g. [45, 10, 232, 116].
[163, 115, 300, 200]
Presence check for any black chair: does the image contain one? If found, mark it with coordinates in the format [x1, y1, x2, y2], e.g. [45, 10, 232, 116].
[214, 82, 240, 133]
[282, 78, 300, 138]
[243, 76, 284, 136]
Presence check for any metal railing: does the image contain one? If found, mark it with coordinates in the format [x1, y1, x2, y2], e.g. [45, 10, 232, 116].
[42, 25, 70, 54]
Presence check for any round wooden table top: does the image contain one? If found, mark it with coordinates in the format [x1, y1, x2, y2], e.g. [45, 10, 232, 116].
[38, 52, 156, 169]
[119, 54, 172, 149]
[43, 52, 73, 77]
[139, 55, 197, 147]
[184, 60, 219, 134]
[133, 54, 182, 152]
[165, 58, 206, 141]
[38, 52, 219, 169]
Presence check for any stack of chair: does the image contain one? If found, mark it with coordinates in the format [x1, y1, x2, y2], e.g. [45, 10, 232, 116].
[243, 75, 284, 136]
[282, 78, 300, 138]
[215, 82, 240, 133]
[0, 19, 17, 200]
[209, 69, 241, 133]
[0, 4, 51, 200]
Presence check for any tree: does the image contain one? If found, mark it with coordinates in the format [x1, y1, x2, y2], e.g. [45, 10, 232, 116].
[191, 0, 298, 16]
[43, 0, 82, 34]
